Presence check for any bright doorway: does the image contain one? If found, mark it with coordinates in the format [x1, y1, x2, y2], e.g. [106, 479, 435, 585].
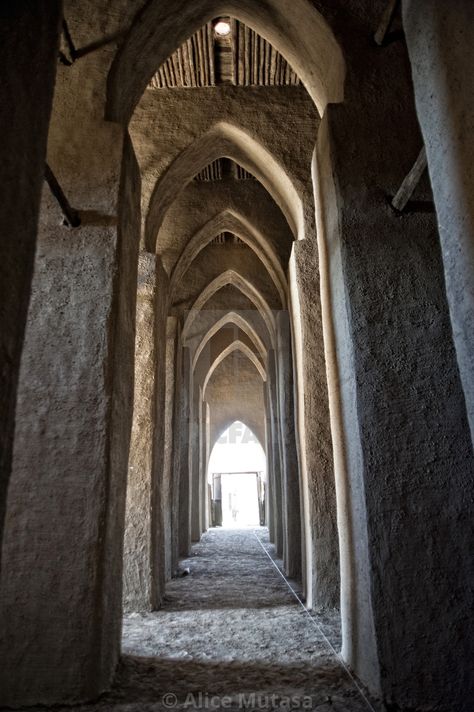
[208, 421, 266, 527]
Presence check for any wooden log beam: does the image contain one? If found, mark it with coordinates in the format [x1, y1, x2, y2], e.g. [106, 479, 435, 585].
[59, 18, 125, 65]
[391, 146, 427, 212]
[207, 23, 216, 86]
[44, 163, 81, 228]
[374, 0, 400, 46]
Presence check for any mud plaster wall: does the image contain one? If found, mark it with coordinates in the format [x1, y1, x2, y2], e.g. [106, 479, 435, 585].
[0, 10, 145, 694]
[315, 7, 474, 706]
[291, 238, 340, 609]
[171, 327, 185, 569]
[131, 81, 337, 611]
[0, 183, 120, 704]
[149, 260, 171, 607]
[125, 254, 170, 611]
[99, 132, 142, 678]
[159, 181, 293, 275]
[183, 292, 272, 355]
[0, 126, 142, 705]
[267, 353, 284, 556]
[0, 2, 61, 566]
[162, 317, 179, 580]
[124, 253, 158, 612]
[129, 85, 318, 246]
[178, 347, 193, 557]
[276, 312, 302, 580]
[403, 0, 474, 446]
[172, 245, 282, 314]
[207, 356, 266, 450]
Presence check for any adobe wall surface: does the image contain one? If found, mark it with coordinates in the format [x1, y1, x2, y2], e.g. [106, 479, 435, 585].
[315, 6, 474, 704]
[403, 0, 474, 446]
[130, 85, 318, 249]
[207, 356, 266, 450]
[0, 2, 61, 568]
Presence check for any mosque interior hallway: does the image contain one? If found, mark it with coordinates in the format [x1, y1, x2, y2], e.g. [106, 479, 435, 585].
[1, 3, 474, 711]
[15, 529, 379, 712]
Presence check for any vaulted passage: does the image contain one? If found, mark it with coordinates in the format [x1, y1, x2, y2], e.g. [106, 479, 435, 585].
[121, 529, 379, 712]
[18, 529, 378, 712]
[1, 3, 474, 711]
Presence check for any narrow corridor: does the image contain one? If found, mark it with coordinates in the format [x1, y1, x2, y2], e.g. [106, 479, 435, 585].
[3, 5, 473, 710]
[15, 529, 381, 712]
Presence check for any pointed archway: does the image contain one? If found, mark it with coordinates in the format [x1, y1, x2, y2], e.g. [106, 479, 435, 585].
[145, 122, 304, 250]
[170, 210, 287, 307]
[107, 0, 344, 123]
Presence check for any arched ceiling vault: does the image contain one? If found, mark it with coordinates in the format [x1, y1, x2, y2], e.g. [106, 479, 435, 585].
[182, 269, 276, 346]
[170, 210, 287, 307]
[106, 0, 345, 123]
[144, 122, 304, 251]
[181, 298, 273, 360]
[157, 181, 295, 278]
[202, 340, 267, 397]
[206, 346, 267, 450]
[192, 312, 268, 371]
[193, 327, 265, 388]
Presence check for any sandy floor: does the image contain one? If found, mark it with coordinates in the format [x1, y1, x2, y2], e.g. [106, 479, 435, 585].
[15, 528, 382, 711]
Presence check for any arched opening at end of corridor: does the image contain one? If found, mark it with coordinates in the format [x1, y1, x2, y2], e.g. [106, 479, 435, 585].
[208, 421, 266, 529]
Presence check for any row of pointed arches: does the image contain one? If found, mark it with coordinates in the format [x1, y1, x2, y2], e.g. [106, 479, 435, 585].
[1, 4, 351, 706]
[4, 2, 471, 710]
[124, 108, 310, 606]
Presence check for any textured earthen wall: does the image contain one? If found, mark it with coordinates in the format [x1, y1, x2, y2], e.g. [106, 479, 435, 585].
[99, 132, 142, 678]
[0, 1, 61, 569]
[314, 4, 474, 705]
[403, 0, 474, 446]
[130, 86, 317, 241]
[171, 328, 185, 570]
[131, 83, 336, 608]
[178, 348, 192, 556]
[290, 239, 339, 608]
[149, 260, 171, 607]
[207, 357, 266, 451]
[162, 317, 178, 580]
[276, 312, 302, 580]
[267, 353, 284, 556]
[0, 8, 144, 696]
[159, 180, 293, 275]
[124, 253, 158, 612]
[189, 378, 202, 542]
[0, 129, 140, 705]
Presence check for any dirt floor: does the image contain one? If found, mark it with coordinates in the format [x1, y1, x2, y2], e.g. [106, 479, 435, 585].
[14, 528, 382, 711]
